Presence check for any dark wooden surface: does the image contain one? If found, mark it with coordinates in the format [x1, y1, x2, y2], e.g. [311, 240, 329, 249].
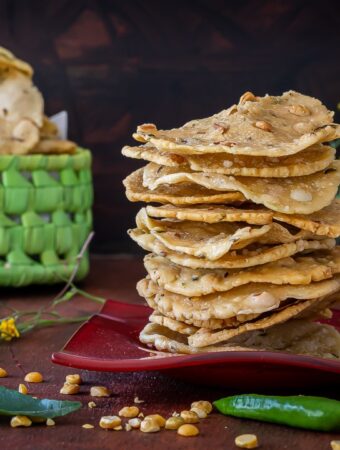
[0, 256, 339, 450]
[0, 0, 340, 253]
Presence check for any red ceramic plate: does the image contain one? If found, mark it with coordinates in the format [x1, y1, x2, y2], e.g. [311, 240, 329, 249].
[52, 300, 340, 389]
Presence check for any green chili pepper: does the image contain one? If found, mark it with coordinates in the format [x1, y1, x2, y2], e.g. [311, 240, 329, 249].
[213, 394, 340, 431]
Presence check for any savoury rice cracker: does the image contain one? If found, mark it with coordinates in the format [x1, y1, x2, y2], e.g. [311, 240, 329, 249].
[122, 90, 340, 358]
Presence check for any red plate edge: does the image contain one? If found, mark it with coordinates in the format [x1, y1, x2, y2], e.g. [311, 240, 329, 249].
[52, 299, 340, 374]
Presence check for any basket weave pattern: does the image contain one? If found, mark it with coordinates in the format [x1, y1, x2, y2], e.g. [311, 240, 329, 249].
[0, 149, 93, 286]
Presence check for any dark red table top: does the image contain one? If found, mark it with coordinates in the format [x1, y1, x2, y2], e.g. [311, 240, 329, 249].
[0, 256, 339, 450]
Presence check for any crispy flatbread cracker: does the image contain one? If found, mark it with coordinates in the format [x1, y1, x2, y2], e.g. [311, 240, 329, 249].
[144, 249, 340, 296]
[0, 118, 40, 155]
[135, 208, 319, 260]
[142, 162, 340, 215]
[0, 71, 43, 127]
[122, 144, 187, 167]
[232, 318, 340, 358]
[40, 116, 59, 138]
[274, 200, 340, 238]
[149, 311, 198, 335]
[138, 277, 258, 329]
[147, 201, 340, 238]
[189, 295, 338, 347]
[123, 168, 246, 205]
[139, 322, 250, 353]
[137, 277, 340, 329]
[0, 70, 43, 155]
[142, 294, 256, 329]
[139, 319, 340, 357]
[146, 204, 273, 225]
[31, 138, 77, 154]
[0, 47, 33, 77]
[134, 91, 339, 157]
[123, 143, 335, 178]
[129, 229, 335, 269]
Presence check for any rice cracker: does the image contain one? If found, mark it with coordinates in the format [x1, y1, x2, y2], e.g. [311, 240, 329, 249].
[134, 91, 339, 157]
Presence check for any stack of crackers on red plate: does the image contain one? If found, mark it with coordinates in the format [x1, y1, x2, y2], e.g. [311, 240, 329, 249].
[0, 47, 76, 155]
[123, 91, 340, 358]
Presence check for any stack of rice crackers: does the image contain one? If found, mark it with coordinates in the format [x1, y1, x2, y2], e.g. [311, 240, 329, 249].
[123, 91, 340, 358]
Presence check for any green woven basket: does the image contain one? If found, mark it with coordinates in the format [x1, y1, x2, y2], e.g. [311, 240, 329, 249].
[0, 148, 93, 287]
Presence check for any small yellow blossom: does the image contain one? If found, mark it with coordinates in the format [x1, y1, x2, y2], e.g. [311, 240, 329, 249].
[0, 318, 20, 341]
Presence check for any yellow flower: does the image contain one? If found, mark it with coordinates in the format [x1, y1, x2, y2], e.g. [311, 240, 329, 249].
[0, 318, 20, 341]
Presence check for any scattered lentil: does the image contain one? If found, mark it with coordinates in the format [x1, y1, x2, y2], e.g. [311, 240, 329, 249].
[191, 401, 213, 414]
[177, 424, 199, 437]
[10, 416, 32, 428]
[99, 416, 121, 430]
[235, 434, 259, 449]
[144, 414, 166, 427]
[165, 416, 184, 430]
[18, 384, 28, 395]
[90, 386, 110, 397]
[140, 417, 161, 433]
[24, 372, 43, 383]
[180, 410, 199, 424]
[60, 382, 80, 395]
[119, 406, 139, 418]
[66, 374, 82, 385]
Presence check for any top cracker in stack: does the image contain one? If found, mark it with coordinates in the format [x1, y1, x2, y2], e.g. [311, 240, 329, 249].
[122, 91, 340, 358]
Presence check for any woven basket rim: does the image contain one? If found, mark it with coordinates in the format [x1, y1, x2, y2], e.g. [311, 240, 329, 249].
[0, 147, 91, 172]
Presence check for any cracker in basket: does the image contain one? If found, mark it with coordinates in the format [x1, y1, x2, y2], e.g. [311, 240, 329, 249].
[40, 116, 59, 138]
[0, 46, 33, 77]
[133, 91, 339, 157]
[129, 228, 335, 269]
[142, 161, 340, 215]
[144, 249, 340, 296]
[146, 204, 273, 225]
[123, 168, 246, 205]
[0, 67, 43, 154]
[0, 118, 40, 155]
[0, 71, 43, 127]
[31, 138, 77, 154]
[123, 143, 335, 178]
[188, 294, 339, 348]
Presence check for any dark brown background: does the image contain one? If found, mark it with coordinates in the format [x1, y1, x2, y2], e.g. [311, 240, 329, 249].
[1, 0, 340, 253]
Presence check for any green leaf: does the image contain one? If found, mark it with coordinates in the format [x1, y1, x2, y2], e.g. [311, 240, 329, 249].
[0, 386, 81, 418]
